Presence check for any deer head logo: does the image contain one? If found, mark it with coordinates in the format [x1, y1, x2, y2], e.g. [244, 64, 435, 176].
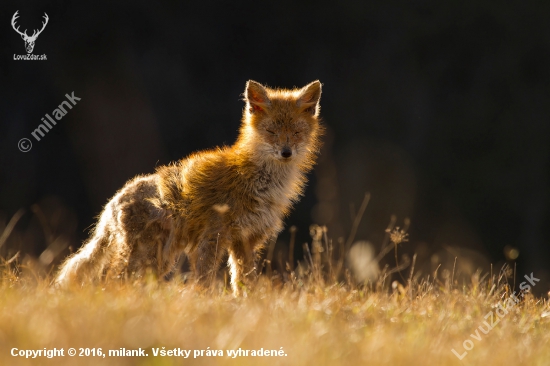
[11, 11, 49, 54]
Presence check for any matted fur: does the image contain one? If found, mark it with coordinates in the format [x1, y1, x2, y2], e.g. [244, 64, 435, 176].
[55, 80, 323, 295]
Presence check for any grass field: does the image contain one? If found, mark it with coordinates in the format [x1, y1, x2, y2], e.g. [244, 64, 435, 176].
[0, 213, 549, 366]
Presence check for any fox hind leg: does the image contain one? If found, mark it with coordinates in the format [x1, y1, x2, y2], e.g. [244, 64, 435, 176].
[54, 234, 112, 286]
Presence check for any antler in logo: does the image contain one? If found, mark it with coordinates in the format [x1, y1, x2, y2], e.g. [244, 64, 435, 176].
[11, 10, 49, 54]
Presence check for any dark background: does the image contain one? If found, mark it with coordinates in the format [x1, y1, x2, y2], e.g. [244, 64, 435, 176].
[1, 1, 549, 291]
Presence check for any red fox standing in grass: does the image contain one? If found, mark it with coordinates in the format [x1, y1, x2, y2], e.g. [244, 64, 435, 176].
[55, 80, 323, 295]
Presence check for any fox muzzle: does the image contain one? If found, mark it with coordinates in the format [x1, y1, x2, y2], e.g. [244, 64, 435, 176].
[281, 147, 292, 159]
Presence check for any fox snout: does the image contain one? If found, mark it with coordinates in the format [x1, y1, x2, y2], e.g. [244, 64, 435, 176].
[281, 147, 292, 159]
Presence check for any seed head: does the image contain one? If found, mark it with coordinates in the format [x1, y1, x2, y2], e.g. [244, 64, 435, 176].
[386, 226, 409, 245]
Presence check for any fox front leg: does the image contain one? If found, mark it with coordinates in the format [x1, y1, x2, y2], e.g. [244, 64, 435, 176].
[194, 234, 226, 289]
[227, 241, 257, 296]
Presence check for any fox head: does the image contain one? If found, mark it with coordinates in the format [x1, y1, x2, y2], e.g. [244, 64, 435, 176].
[238, 80, 323, 166]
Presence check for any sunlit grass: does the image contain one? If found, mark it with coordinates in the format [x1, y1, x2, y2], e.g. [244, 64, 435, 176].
[1, 253, 549, 366]
[1, 200, 549, 365]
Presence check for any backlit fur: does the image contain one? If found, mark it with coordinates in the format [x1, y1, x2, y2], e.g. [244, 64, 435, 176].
[55, 80, 323, 295]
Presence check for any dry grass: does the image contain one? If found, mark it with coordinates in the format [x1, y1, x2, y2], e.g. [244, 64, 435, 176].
[0, 206, 549, 365]
[1, 259, 549, 365]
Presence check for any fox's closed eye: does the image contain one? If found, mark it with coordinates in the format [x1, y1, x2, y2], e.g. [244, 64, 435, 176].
[266, 129, 276, 135]
[294, 131, 301, 136]
[304, 106, 315, 115]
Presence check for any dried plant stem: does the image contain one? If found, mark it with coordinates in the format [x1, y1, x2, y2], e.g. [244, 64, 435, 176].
[288, 226, 296, 271]
[0, 209, 25, 250]
[345, 192, 370, 251]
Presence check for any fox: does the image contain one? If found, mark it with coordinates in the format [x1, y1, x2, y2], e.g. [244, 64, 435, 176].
[54, 80, 323, 295]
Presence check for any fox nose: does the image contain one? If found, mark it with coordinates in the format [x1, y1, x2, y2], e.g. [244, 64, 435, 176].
[281, 147, 292, 159]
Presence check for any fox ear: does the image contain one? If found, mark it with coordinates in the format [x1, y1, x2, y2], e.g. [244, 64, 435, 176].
[245, 80, 270, 114]
[298, 80, 322, 116]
